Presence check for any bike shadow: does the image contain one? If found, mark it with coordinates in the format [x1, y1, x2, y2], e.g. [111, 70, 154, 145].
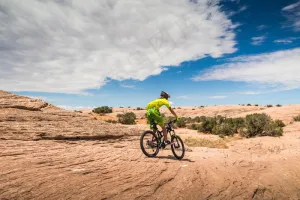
[153, 155, 195, 162]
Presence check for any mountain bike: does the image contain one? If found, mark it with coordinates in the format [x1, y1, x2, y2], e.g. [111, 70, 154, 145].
[140, 120, 185, 160]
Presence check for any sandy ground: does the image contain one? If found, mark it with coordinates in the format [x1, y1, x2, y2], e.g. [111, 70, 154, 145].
[1, 90, 300, 199]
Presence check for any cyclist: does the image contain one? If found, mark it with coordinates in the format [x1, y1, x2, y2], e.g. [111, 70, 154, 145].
[146, 91, 179, 146]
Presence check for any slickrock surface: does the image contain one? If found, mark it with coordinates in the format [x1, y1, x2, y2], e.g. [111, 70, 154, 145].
[1, 90, 300, 200]
[0, 90, 144, 141]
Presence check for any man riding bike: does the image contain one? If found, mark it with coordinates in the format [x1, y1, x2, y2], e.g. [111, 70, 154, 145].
[146, 91, 178, 146]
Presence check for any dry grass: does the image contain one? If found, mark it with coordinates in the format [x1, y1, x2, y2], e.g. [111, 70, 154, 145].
[184, 135, 242, 149]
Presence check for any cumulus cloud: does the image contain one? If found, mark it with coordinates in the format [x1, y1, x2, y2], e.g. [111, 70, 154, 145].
[0, 0, 237, 94]
[282, 1, 300, 31]
[251, 36, 266, 45]
[193, 48, 300, 90]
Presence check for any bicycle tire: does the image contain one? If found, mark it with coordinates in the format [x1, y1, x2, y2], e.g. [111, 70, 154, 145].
[171, 135, 185, 160]
[140, 130, 159, 157]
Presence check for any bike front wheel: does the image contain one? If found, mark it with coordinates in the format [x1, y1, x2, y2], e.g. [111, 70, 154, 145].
[140, 130, 159, 157]
[171, 135, 185, 160]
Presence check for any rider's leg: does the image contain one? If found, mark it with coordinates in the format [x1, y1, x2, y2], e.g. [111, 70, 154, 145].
[159, 125, 168, 142]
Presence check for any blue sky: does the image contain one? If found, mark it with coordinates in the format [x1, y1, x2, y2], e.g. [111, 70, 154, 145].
[1, 0, 300, 109]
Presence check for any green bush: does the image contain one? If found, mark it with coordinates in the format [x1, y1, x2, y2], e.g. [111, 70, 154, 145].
[255, 104, 259, 106]
[136, 107, 144, 110]
[105, 120, 117, 124]
[212, 122, 236, 136]
[274, 119, 285, 127]
[198, 117, 217, 133]
[188, 123, 201, 130]
[176, 118, 186, 128]
[117, 112, 136, 125]
[224, 117, 245, 133]
[276, 104, 282, 107]
[240, 113, 282, 137]
[266, 105, 273, 107]
[93, 106, 112, 114]
[192, 116, 207, 123]
[247, 104, 252, 106]
[294, 115, 300, 121]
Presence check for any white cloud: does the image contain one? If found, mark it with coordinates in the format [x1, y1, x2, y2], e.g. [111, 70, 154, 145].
[0, 0, 237, 94]
[251, 36, 266, 45]
[274, 39, 293, 44]
[282, 1, 300, 31]
[235, 91, 262, 95]
[274, 37, 300, 44]
[209, 95, 227, 99]
[176, 95, 189, 99]
[282, 1, 300, 11]
[28, 96, 48, 101]
[257, 25, 267, 31]
[120, 84, 135, 88]
[228, 5, 248, 16]
[57, 105, 93, 110]
[193, 48, 300, 90]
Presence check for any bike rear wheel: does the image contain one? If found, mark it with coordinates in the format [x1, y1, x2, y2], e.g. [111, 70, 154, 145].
[171, 135, 185, 160]
[140, 130, 159, 157]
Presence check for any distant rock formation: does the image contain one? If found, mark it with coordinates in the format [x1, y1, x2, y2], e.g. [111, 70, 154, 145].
[0, 90, 142, 140]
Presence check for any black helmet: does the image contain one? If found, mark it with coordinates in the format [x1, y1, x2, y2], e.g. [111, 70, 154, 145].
[160, 91, 170, 99]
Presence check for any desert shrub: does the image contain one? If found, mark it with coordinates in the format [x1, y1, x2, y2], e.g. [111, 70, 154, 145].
[240, 113, 282, 137]
[200, 105, 205, 108]
[274, 119, 285, 127]
[193, 116, 201, 123]
[117, 112, 136, 125]
[192, 116, 208, 123]
[198, 117, 217, 133]
[177, 107, 181, 109]
[224, 117, 245, 133]
[176, 118, 186, 128]
[128, 106, 131, 108]
[93, 106, 112, 114]
[255, 104, 259, 106]
[187, 123, 202, 130]
[192, 108, 195, 110]
[247, 104, 252, 106]
[119, 106, 124, 108]
[105, 120, 117, 124]
[266, 105, 273, 107]
[294, 115, 300, 121]
[276, 104, 282, 107]
[136, 107, 144, 110]
[212, 122, 236, 136]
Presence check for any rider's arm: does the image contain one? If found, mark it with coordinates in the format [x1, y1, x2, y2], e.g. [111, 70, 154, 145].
[168, 107, 178, 118]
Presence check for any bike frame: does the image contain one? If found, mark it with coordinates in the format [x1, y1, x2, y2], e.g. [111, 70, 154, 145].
[151, 121, 176, 144]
